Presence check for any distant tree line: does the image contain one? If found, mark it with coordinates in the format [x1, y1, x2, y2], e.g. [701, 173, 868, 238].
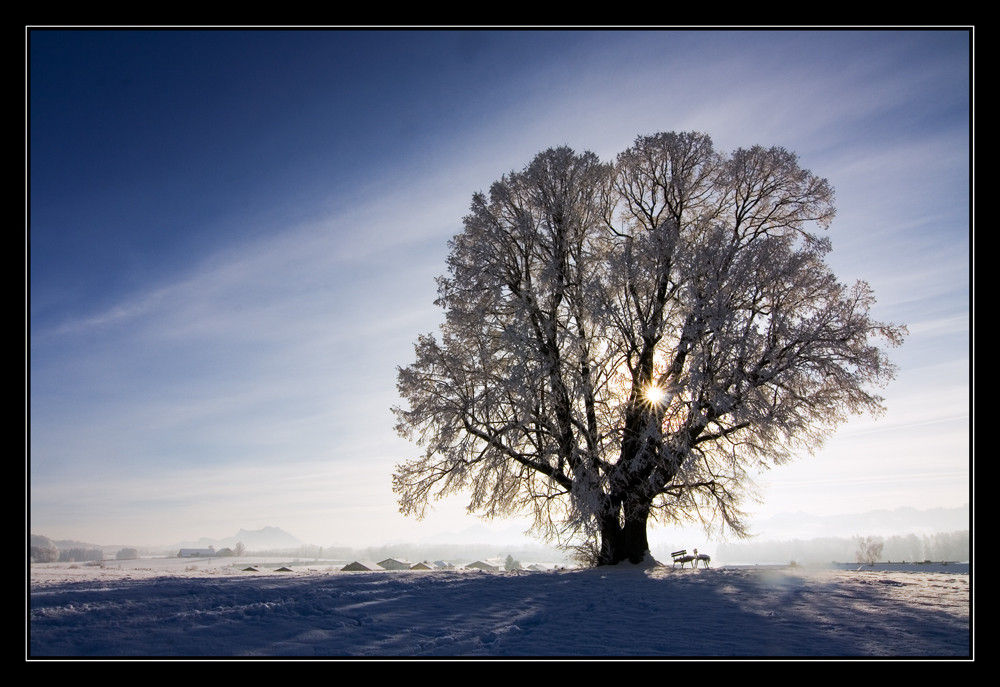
[30, 535, 145, 564]
[715, 531, 969, 565]
[30, 535, 59, 563]
[239, 542, 571, 565]
[58, 548, 104, 562]
[245, 545, 331, 559]
[31, 535, 111, 563]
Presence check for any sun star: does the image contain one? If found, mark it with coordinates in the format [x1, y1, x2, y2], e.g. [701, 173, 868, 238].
[644, 384, 667, 406]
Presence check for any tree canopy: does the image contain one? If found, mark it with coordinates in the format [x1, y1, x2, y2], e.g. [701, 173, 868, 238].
[393, 132, 905, 565]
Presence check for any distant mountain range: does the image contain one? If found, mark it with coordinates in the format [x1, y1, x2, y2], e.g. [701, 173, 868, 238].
[171, 526, 303, 552]
[415, 522, 539, 546]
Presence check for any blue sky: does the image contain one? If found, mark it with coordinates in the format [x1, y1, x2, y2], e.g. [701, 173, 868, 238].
[29, 29, 970, 548]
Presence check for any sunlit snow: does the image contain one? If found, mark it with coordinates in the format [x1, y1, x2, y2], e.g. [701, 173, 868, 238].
[29, 557, 969, 657]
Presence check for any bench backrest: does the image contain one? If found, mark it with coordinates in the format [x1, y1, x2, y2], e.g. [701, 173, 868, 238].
[671, 550, 687, 557]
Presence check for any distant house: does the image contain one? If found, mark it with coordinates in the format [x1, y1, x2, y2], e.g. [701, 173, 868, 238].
[177, 546, 215, 558]
[464, 560, 499, 571]
[341, 561, 375, 571]
[410, 561, 435, 570]
[377, 558, 412, 571]
[433, 560, 454, 569]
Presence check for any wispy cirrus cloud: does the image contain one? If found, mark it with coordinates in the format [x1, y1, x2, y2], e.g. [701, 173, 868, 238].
[30, 31, 970, 547]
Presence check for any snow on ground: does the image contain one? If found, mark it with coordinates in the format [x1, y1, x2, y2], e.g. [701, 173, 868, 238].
[28, 559, 970, 658]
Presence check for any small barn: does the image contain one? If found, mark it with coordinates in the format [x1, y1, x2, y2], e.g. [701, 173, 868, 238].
[341, 561, 374, 571]
[410, 561, 435, 570]
[433, 560, 454, 569]
[377, 558, 412, 571]
[464, 560, 499, 571]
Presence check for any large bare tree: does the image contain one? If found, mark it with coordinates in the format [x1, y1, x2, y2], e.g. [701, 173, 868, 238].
[393, 132, 905, 565]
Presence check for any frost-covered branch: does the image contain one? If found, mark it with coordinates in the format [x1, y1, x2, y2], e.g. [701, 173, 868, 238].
[393, 132, 905, 565]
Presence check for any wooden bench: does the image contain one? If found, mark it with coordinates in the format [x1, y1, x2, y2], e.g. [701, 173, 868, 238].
[672, 549, 696, 568]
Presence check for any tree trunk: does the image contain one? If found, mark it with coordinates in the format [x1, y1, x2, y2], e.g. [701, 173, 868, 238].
[596, 513, 622, 566]
[596, 500, 651, 566]
[621, 499, 651, 564]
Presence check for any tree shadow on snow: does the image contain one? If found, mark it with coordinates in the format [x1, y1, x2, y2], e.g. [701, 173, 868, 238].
[29, 568, 969, 657]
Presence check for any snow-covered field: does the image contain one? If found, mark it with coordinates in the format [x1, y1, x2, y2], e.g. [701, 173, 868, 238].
[29, 558, 970, 658]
